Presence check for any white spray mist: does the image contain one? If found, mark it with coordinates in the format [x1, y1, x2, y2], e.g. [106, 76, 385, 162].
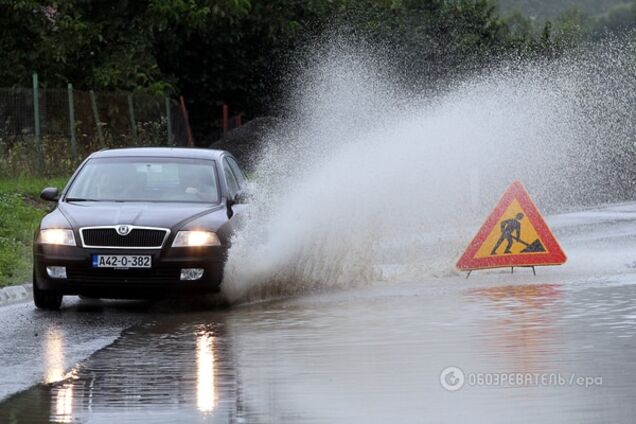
[222, 37, 636, 303]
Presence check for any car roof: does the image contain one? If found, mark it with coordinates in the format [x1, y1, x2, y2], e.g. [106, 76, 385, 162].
[90, 147, 228, 161]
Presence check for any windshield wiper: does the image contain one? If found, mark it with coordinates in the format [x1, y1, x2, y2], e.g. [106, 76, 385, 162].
[65, 198, 102, 202]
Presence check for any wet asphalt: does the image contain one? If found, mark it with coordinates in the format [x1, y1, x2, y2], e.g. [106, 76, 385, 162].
[0, 276, 635, 423]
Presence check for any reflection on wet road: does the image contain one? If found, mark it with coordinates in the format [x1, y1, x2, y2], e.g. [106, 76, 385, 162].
[44, 328, 74, 424]
[0, 299, 151, 401]
[196, 330, 217, 414]
[1, 277, 636, 423]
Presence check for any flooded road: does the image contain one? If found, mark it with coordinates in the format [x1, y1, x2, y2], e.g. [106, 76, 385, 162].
[1, 203, 636, 423]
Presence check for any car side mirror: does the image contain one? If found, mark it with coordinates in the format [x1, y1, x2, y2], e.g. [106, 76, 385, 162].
[226, 197, 234, 219]
[40, 187, 60, 202]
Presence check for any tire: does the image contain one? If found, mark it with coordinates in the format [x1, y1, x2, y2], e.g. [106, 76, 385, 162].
[33, 273, 63, 310]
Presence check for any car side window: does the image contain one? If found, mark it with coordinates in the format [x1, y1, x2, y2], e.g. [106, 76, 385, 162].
[226, 157, 246, 189]
[223, 158, 240, 197]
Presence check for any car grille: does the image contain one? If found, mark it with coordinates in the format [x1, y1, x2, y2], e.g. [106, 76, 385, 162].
[81, 228, 168, 248]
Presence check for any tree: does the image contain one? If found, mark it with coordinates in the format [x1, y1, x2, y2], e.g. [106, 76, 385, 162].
[593, 1, 636, 35]
[0, 0, 250, 91]
[0, 0, 574, 139]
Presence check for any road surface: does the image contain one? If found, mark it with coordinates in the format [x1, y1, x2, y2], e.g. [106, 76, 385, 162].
[1, 203, 636, 423]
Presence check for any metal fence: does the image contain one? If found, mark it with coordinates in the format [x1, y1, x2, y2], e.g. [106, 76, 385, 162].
[0, 76, 192, 176]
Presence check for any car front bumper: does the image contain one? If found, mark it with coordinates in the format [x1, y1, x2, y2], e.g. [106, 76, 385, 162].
[34, 244, 226, 299]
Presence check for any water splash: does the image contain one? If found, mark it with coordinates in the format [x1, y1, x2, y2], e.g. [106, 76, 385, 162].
[222, 36, 636, 303]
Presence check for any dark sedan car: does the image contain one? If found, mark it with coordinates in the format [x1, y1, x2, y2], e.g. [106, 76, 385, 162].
[33, 147, 248, 310]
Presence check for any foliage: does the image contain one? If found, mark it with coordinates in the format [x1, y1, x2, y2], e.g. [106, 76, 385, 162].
[0, 0, 633, 139]
[593, 1, 636, 34]
[0, 176, 69, 195]
[157, 0, 347, 134]
[160, 0, 574, 132]
[331, 0, 543, 85]
[498, 0, 627, 19]
[0, 0, 249, 92]
[0, 176, 68, 287]
[498, 1, 636, 43]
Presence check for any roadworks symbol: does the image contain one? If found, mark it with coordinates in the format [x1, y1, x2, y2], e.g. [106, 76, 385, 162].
[456, 181, 566, 271]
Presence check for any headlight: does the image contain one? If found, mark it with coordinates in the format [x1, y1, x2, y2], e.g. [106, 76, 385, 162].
[38, 229, 76, 246]
[172, 231, 221, 247]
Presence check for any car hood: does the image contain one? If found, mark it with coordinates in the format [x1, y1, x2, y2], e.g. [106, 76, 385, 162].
[58, 201, 225, 230]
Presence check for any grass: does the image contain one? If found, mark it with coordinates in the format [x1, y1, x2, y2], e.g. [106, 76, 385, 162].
[0, 176, 69, 287]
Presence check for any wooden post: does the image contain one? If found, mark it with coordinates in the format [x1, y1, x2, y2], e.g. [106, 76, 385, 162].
[179, 96, 194, 146]
[89, 90, 104, 145]
[127, 94, 138, 144]
[165, 97, 173, 145]
[234, 114, 242, 128]
[222, 104, 229, 135]
[32, 72, 43, 170]
[67, 83, 78, 161]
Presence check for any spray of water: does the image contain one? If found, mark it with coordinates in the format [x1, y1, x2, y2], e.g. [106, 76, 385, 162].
[222, 36, 636, 303]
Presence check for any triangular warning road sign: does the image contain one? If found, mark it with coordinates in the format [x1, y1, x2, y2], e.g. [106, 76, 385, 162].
[456, 181, 566, 271]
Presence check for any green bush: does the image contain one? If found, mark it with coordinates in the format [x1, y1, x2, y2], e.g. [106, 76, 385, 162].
[0, 177, 68, 287]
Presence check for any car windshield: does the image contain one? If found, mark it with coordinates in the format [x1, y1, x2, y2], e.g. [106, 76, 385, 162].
[66, 157, 220, 203]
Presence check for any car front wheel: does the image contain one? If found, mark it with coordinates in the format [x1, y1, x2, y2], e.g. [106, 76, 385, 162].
[33, 273, 63, 310]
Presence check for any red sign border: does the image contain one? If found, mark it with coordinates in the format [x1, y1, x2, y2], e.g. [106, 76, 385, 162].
[456, 181, 567, 271]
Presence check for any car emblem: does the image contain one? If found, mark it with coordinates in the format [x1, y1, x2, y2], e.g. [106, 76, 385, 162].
[116, 225, 132, 236]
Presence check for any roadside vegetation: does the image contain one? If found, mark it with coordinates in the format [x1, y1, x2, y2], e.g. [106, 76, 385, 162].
[499, 0, 633, 21]
[0, 177, 68, 287]
[3, 0, 633, 140]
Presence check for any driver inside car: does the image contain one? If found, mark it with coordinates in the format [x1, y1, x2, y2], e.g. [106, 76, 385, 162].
[182, 168, 215, 201]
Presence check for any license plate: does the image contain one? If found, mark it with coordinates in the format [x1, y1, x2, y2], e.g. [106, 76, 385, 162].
[92, 255, 152, 269]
